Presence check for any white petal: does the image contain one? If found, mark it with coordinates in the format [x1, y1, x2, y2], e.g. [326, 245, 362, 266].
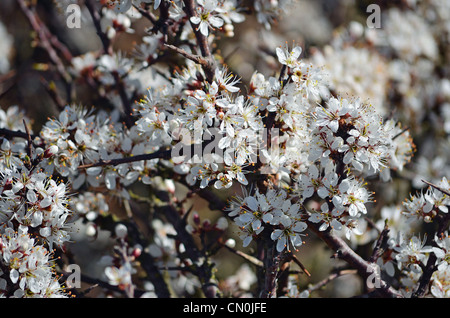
[276, 236, 287, 252]
[243, 236, 253, 247]
[245, 196, 259, 211]
[308, 213, 322, 223]
[199, 22, 209, 36]
[276, 47, 286, 64]
[10, 269, 19, 284]
[209, 16, 223, 28]
[190, 16, 201, 24]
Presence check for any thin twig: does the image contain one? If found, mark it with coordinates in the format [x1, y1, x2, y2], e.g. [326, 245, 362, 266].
[84, 0, 112, 55]
[369, 221, 390, 263]
[221, 241, 263, 267]
[393, 126, 410, 140]
[22, 119, 32, 159]
[422, 179, 450, 197]
[40, 77, 66, 111]
[164, 43, 211, 69]
[16, 0, 72, 84]
[288, 253, 311, 277]
[307, 269, 358, 293]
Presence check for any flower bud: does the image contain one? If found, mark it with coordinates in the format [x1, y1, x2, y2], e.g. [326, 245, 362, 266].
[44, 145, 59, 158]
[115, 223, 128, 239]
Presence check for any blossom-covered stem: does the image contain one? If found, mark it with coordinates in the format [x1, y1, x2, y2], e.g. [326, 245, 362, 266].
[182, 0, 216, 82]
[412, 180, 450, 297]
[115, 239, 135, 298]
[307, 220, 403, 298]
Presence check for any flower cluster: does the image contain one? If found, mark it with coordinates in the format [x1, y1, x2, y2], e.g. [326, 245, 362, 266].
[0, 228, 66, 297]
[227, 187, 307, 253]
[403, 178, 450, 223]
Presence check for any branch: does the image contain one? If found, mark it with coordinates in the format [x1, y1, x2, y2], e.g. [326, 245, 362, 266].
[77, 148, 172, 169]
[0, 127, 37, 141]
[84, 0, 112, 55]
[161, 203, 220, 298]
[22, 119, 33, 160]
[307, 220, 403, 298]
[221, 240, 263, 267]
[307, 269, 357, 294]
[16, 0, 72, 84]
[411, 179, 450, 298]
[59, 271, 147, 297]
[369, 221, 390, 263]
[182, 0, 216, 82]
[164, 44, 212, 70]
[422, 179, 450, 197]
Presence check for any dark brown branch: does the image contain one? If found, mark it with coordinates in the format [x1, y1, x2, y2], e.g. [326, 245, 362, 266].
[259, 239, 283, 298]
[84, 0, 112, 55]
[422, 179, 450, 197]
[0, 127, 37, 140]
[132, 4, 157, 26]
[22, 119, 32, 160]
[78, 148, 172, 169]
[84, 0, 135, 127]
